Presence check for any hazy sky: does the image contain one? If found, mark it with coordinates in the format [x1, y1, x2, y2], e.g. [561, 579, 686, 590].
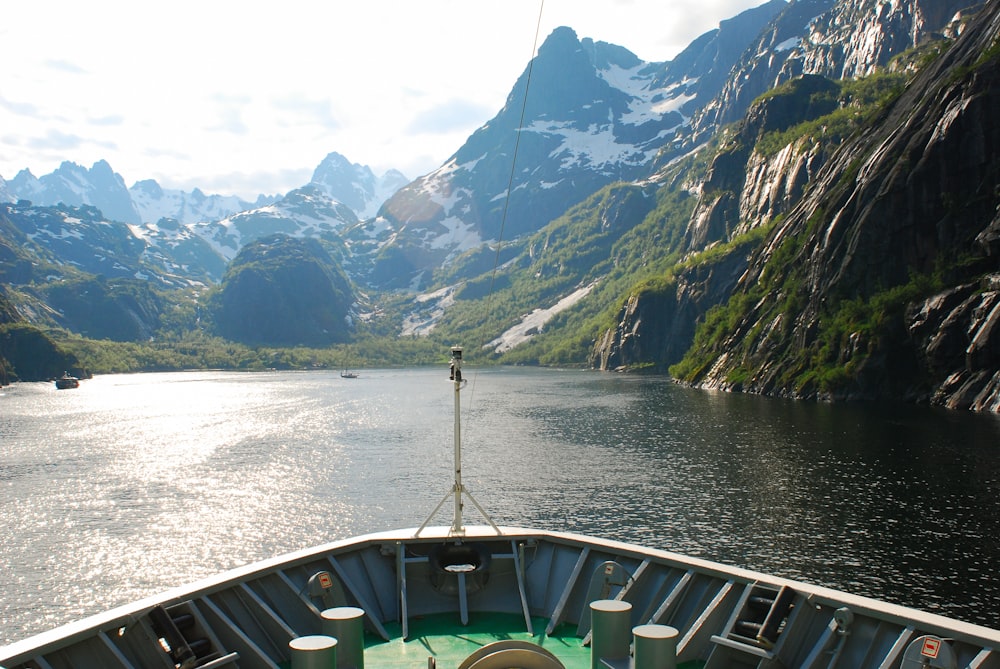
[1, 0, 766, 199]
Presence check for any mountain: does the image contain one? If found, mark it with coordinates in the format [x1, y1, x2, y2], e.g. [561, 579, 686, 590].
[5, 162, 272, 226]
[366, 5, 785, 290]
[208, 234, 355, 347]
[310, 152, 410, 219]
[8, 160, 142, 225]
[2, 0, 997, 412]
[129, 180, 275, 226]
[597, 0, 1000, 410]
[5, 154, 406, 228]
[2, 201, 148, 281]
[2, 153, 408, 289]
[130, 184, 361, 284]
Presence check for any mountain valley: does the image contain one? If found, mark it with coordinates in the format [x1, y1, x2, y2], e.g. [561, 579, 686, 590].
[1, 0, 997, 411]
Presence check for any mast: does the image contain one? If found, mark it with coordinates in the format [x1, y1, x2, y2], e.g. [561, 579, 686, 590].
[415, 346, 500, 537]
[451, 346, 464, 534]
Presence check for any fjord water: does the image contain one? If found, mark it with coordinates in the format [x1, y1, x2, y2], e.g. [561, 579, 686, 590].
[2, 368, 999, 645]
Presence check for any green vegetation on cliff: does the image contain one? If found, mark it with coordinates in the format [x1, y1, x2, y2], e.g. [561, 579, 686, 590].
[0, 323, 82, 382]
[753, 72, 908, 156]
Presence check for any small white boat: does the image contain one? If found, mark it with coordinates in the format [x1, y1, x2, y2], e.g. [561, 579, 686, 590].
[54, 372, 80, 389]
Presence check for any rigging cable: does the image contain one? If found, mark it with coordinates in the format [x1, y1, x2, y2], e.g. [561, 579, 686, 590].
[464, 0, 545, 414]
[489, 0, 546, 308]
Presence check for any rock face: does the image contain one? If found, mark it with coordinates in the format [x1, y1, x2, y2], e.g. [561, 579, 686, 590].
[593, 0, 1000, 412]
[691, 0, 982, 136]
[592, 75, 845, 371]
[683, 0, 1000, 409]
[909, 278, 1000, 410]
[594, 247, 751, 371]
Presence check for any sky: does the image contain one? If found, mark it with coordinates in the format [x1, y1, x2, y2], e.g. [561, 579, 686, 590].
[1, 0, 766, 200]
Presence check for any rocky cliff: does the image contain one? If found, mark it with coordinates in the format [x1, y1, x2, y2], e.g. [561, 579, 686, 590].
[677, 0, 1000, 410]
[691, 0, 982, 136]
[592, 74, 851, 371]
[593, 243, 752, 372]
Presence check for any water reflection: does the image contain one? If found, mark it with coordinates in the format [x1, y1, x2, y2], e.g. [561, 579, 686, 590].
[1, 369, 999, 646]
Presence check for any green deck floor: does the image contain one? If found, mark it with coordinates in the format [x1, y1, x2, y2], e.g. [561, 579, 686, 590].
[358, 613, 704, 669]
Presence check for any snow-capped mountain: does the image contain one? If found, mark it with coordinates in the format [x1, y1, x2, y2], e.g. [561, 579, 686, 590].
[5, 162, 278, 227]
[8, 161, 141, 225]
[2, 201, 151, 281]
[131, 184, 360, 283]
[4, 154, 408, 229]
[310, 152, 410, 220]
[367, 3, 786, 289]
[129, 180, 277, 226]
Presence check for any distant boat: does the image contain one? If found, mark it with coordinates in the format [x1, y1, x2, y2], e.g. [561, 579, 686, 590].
[54, 372, 80, 389]
[340, 370, 359, 379]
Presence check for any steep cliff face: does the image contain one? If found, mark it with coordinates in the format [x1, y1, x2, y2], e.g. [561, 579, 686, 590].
[591, 237, 753, 371]
[682, 0, 1000, 410]
[908, 277, 1000, 410]
[592, 75, 845, 370]
[693, 0, 982, 135]
[800, 0, 974, 77]
[739, 140, 828, 233]
[685, 75, 842, 249]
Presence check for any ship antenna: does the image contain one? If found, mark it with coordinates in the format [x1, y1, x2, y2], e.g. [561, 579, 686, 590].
[415, 346, 501, 537]
[415, 2, 545, 538]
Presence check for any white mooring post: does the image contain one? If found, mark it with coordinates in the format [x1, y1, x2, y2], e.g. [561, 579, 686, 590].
[321, 606, 365, 669]
[633, 624, 679, 669]
[289, 634, 337, 669]
[590, 600, 632, 669]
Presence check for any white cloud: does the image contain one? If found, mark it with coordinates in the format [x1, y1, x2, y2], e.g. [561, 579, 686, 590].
[0, 0, 768, 198]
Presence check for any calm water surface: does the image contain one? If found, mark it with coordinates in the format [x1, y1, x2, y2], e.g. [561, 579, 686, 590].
[2, 368, 999, 644]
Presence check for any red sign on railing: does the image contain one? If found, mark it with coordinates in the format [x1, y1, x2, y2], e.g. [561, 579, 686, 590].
[921, 636, 942, 659]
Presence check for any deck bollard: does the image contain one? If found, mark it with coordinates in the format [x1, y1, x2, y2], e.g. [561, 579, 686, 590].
[633, 624, 679, 669]
[321, 606, 366, 669]
[289, 634, 338, 669]
[590, 600, 632, 669]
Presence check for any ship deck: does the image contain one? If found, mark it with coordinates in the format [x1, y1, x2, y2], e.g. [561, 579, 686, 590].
[356, 613, 704, 669]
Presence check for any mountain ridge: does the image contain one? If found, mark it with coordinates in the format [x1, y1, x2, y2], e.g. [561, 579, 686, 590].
[2, 0, 997, 413]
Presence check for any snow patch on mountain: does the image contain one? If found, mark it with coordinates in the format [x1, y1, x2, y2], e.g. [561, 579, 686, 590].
[487, 280, 601, 353]
[130, 180, 267, 225]
[429, 216, 485, 255]
[775, 36, 802, 51]
[530, 120, 659, 171]
[400, 284, 459, 336]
